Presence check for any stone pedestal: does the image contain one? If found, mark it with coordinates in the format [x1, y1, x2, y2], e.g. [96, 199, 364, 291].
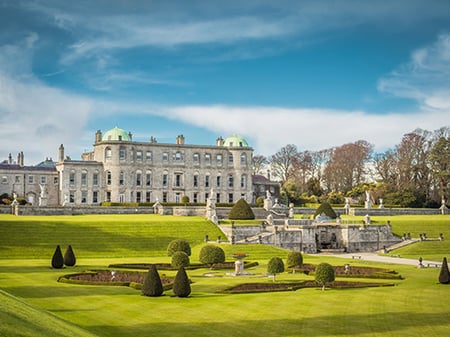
[39, 196, 48, 207]
[234, 259, 244, 275]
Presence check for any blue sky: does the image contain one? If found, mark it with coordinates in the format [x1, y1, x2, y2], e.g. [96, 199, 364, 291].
[1, 0, 449, 164]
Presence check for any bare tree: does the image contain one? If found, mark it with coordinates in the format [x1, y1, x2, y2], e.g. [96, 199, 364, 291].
[252, 154, 268, 175]
[269, 144, 298, 183]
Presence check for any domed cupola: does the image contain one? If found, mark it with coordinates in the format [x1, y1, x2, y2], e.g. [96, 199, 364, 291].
[102, 127, 131, 141]
[223, 134, 249, 147]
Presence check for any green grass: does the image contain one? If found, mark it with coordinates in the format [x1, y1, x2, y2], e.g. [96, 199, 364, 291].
[1, 214, 449, 336]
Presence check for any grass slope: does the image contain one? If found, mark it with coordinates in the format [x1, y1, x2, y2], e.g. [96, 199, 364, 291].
[0, 290, 98, 337]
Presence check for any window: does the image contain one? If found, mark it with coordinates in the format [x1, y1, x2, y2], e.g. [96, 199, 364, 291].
[69, 192, 75, 203]
[119, 193, 125, 203]
[174, 152, 182, 161]
[205, 153, 211, 165]
[15, 176, 21, 183]
[28, 175, 34, 184]
[119, 171, 124, 185]
[106, 191, 111, 202]
[136, 171, 142, 186]
[81, 171, 87, 186]
[136, 151, 143, 161]
[69, 172, 75, 186]
[106, 171, 111, 185]
[228, 193, 233, 203]
[228, 174, 233, 188]
[193, 174, 198, 187]
[146, 172, 152, 186]
[216, 154, 222, 166]
[240, 153, 247, 165]
[93, 172, 98, 186]
[146, 151, 152, 161]
[193, 192, 198, 203]
[216, 193, 221, 203]
[193, 153, 200, 164]
[119, 147, 126, 160]
[93, 191, 98, 203]
[175, 193, 181, 203]
[105, 147, 112, 158]
[81, 191, 87, 203]
[54, 177, 58, 184]
[136, 191, 141, 203]
[241, 175, 246, 188]
[146, 191, 151, 202]
[1, 176, 7, 184]
[163, 174, 168, 187]
[163, 192, 168, 202]
[205, 193, 209, 201]
[216, 175, 221, 187]
[40, 176, 47, 184]
[163, 152, 169, 161]
[175, 173, 182, 187]
[228, 153, 234, 164]
[205, 175, 210, 188]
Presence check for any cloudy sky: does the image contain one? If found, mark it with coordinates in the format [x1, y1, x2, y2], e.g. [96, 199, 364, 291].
[1, 0, 449, 165]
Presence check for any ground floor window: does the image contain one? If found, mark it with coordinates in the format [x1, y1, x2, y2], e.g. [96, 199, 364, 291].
[81, 191, 87, 203]
[175, 192, 181, 203]
[146, 191, 151, 202]
[93, 191, 98, 203]
[136, 191, 141, 203]
[69, 191, 75, 203]
[228, 193, 233, 203]
[163, 192, 168, 202]
[216, 193, 220, 203]
[106, 191, 111, 202]
[193, 192, 198, 203]
[119, 193, 125, 203]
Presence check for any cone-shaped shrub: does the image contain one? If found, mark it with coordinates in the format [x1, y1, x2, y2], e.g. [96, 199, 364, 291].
[228, 198, 255, 220]
[63, 245, 76, 267]
[171, 251, 190, 269]
[287, 251, 303, 273]
[141, 265, 164, 297]
[173, 267, 191, 298]
[267, 257, 285, 282]
[51, 245, 64, 269]
[315, 262, 335, 290]
[167, 239, 191, 256]
[314, 202, 337, 219]
[438, 257, 450, 284]
[199, 244, 225, 269]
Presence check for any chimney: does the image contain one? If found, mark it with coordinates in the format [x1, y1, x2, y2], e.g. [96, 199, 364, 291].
[176, 134, 185, 145]
[17, 152, 24, 167]
[216, 137, 224, 146]
[95, 130, 102, 143]
[58, 144, 65, 162]
[128, 132, 133, 141]
[8, 153, 12, 164]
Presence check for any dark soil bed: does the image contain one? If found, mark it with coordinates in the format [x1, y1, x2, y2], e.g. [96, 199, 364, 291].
[60, 270, 173, 286]
[295, 264, 400, 278]
[224, 280, 395, 294]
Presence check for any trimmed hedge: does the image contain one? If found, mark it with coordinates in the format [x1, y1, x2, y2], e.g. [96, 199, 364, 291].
[141, 265, 164, 297]
[167, 239, 191, 257]
[228, 198, 255, 220]
[173, 267, 191, 298]
[199, 245, 226, 268]
[51, 245, 64, 269]
[63, 245, 76, 267]
[171, 251, 190, 268]
[314, 202, 337, 219]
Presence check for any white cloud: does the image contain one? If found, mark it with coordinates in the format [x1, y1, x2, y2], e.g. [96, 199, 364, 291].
[378, 34, 450, 111]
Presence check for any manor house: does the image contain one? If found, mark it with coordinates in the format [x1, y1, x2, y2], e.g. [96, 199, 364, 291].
[1, 127, 261, 206]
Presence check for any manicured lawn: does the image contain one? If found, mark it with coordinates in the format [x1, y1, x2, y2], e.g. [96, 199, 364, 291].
[0, 214, 449, 336]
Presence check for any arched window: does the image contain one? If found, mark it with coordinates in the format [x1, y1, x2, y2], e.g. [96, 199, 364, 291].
[241, 175, 246, 188]
[106, 171, 111, 185]
[119, 146, 126, 160]
[119, 171, 124, 186]
[146, 170, 152, 186]
[240, 153, 247, 165]
[228, 174, 234, 188]
[136, 170, 142, 186]
[105, 147, 112, 159]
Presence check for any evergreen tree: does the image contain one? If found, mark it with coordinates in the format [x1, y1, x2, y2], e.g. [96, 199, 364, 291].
[173, 267, 191, 298]
[287, 251, 303, 273]
[171, 251, 190, 269]
[167, 239, 191, 256]
[438, 257, 450, 284]
[199, 244, 225, 269]
[141, 264, 164, 297]
[267, 257, 285, 282]
[63, 245, 76, 267]
[228, 198, 255, 220]
[314, 202, 337, 219]
[315, 263, 335, 290]
[51, 245, 64, 269]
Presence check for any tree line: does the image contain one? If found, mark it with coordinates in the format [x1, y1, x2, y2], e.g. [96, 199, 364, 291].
[253, 127, 449, 208]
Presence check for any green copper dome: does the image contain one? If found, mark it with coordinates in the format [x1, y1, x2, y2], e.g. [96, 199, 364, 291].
[102, 127, 131, 141]
[223, 134, 249, 147]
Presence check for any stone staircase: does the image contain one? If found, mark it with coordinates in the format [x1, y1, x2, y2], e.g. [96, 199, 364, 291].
[382, 238, 420, 252]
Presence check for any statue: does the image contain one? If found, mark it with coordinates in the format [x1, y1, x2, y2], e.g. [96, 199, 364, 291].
[440, 198, 448, 215]
[39, 184, 47, 198]
[263, 190, 273, 211]
[344, 197, 351, 214]
[365, 190, 372, 209]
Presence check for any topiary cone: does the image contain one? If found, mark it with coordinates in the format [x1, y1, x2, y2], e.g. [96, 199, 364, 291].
[63, 245, 76, 267]
[173, 267, 191, 298]
[142, 264, 164, 297]
[51, 245, 64, 269]
[438, 257, 450, 284]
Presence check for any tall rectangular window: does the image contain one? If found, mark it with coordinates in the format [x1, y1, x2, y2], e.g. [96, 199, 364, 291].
[81, 172, 87, 186]
[93, 191, 98, 203]
[119, 172, 124, 185]
[136, 151, 143, 161]
[40, 176, 47, 184]
[136, 191, 141, 203]
[163, 174, 168, 187]
[228, 193, 233, 203]
[146, 173, 151, 186]
[193, 175, 198, 187]
[93, 173, 98, 186]
[146, 151, 152, 160]
[163, 192, 168, 202]
[69, 172, 75, 186]
[163, 152, 168, 161]
[193, 192, 198, 203]
[136, 173, 142, 186]
[175, 174, 182, 187]
[205, 154, 211, 165]
[205, 175, 210, 188]
[81, 191, 87, 203]
[28, 175, 34, 184]
[106, 191, 111, 202]
[146, 191, 151, 202]
[216, 176, 221, 187]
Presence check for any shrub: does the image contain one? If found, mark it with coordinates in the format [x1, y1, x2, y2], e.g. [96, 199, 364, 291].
[267, 257, 285, 282]
[51, 245, 64, 269]
[141, 264, 164, 297]
[228, 198, 255, 220]
[315, 262, 335, 290]
[63, 245, 76, 267]
[173, 267, 191, 297]
[438, 257, 450, 284]
[167, 239, 191, 257]
[171, 251, 190, 269]
[287, 251, 303, 273]
[199, 244, 225, 268]
[255, 197, 264, 206]
[314, 202, 337, 219]
[181, 195, 190, 204]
